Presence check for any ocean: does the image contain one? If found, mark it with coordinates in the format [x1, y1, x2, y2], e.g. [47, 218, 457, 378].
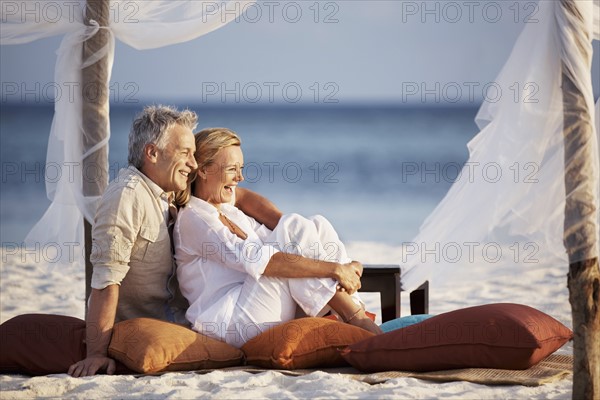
[0, 104, 480, 246]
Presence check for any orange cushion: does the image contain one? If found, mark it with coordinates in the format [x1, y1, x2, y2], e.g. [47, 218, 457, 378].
[341, 303, 573, 372]
[241, 317, 375, 370]
[108, 318, 244, 373]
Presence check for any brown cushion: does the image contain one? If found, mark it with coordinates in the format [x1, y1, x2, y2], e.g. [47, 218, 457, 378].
[241, 317, 375, 370]
[108, 318, 244, 373]
[0, 314, 86, 375]
[341, 303, 573, 372]
[0, 314, 136, 376]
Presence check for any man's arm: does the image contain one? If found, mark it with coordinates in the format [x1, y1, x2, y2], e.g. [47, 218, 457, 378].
[235, 187, 282, 230]
[68, 285, 119, 377]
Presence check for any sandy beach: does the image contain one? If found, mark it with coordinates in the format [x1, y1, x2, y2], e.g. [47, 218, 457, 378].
[2, 0, 597, 397]
[0, 241, 573, 399]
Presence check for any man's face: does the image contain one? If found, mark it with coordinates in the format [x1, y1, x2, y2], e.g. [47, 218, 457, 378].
[149, 124, 197, 192]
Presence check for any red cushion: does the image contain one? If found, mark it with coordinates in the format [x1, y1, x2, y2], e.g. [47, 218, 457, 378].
[341, 303, 573, 372]
[1, 314, 87, 375]
[0, 314, 132, 375]
[242, 317, 375, 369]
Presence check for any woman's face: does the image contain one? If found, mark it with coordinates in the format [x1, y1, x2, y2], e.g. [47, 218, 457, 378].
[200, 145, 244, 206]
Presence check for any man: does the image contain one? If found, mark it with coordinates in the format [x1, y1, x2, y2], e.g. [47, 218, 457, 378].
[68, 106, 282, 377]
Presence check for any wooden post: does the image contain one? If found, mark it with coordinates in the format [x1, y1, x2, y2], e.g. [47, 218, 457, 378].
[560, 2, 600, 399]
[82, 0, 110, 315]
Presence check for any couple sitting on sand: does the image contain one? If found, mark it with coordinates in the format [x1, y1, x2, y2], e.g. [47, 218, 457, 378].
[68, 105, 381, 378]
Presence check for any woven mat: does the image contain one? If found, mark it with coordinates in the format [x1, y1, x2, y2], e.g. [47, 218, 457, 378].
[194, 354, 572, 387]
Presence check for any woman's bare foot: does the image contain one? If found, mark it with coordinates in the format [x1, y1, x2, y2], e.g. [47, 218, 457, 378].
[328, 290, 383, 335]
[346, 309, 383, 335]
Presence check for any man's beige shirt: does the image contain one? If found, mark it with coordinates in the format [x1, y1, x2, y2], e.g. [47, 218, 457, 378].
[90, 166, 188, 323]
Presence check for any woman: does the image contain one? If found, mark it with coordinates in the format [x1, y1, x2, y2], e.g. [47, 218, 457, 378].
[173, 128, 382, 348]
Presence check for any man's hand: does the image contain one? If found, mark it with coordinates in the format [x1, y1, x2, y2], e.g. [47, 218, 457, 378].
[335, 261, 363, 294]
[70, 286, 119, 377]
[68, 355, 116, 377]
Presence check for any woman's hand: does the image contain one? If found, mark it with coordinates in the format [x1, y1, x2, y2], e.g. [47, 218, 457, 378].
[334, 261, 363, 294]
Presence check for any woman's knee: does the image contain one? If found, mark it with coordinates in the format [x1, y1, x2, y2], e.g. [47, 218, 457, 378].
[309, 214, 331, 229]
[279, 213, 308, 228]
[277, 213, 315, 238]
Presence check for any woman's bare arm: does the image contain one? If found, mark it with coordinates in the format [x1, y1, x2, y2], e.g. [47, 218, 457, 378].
[263, 253, 363, 294]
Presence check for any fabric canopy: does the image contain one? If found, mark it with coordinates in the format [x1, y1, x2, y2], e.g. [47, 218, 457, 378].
[402, 0, 600, 290]
[1, 1, 599, 284]
[1, 0, 254, 266]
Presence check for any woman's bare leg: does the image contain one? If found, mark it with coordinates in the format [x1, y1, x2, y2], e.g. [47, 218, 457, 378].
[328, 290, 383, 335]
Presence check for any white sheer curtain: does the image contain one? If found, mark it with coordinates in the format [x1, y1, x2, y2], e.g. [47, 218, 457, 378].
[402, 0, 600, 291]
[1, 0, 254, 266]
[1, 0, 598, 279]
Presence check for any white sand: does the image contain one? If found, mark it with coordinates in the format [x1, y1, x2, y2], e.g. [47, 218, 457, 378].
[0, 242, 573, 399]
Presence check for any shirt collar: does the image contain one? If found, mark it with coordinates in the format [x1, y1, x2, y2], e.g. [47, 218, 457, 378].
[188, 195, 219, 215]
[127, 165, 171, 201]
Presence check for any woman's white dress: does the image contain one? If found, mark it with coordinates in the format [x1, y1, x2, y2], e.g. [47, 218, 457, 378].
[174, 196, 362, 348]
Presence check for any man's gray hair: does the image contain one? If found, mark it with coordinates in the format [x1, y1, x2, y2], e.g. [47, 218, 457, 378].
[128, 105, 198, 169]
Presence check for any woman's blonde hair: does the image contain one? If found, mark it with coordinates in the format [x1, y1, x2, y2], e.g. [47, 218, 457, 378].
[174, 127, 241, 207]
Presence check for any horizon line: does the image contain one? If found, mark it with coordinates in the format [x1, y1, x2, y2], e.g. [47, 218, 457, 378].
[1, 101, 483, 110]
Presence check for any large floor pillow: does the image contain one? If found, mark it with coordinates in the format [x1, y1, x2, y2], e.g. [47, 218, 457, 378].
[0, 314, 87, 375]
[108, 318, 245, 374]
[379, 314, 434, 333]
[341, 303, 573, 372]
[242, 317, 375, 370]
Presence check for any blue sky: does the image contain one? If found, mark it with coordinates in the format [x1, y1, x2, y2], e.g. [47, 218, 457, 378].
[1, 1, 599, 106]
